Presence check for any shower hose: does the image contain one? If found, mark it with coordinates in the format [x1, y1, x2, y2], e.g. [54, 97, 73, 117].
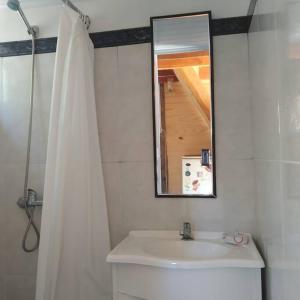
[21, 34, 41, 253]
[23, 198, 40, 252]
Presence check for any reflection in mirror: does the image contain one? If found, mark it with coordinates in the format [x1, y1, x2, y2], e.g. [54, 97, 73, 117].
[151, 12, 216, 197]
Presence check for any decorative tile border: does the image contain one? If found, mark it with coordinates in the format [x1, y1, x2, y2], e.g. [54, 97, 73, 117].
[90, 26, 151, 48]
[212, 16, 251, 36]
[0, 16, 252, 57]
[0, 37, 57, 57]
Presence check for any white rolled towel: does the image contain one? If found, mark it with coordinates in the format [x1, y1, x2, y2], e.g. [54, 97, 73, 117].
[223, 232, 249, 246]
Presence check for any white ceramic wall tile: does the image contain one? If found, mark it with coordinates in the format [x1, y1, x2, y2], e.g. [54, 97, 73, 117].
[0, 56, 31, 164]
[249, 0, 300, 298]
[28, 163, 46, 197]
[30, 53, 55, 164]
[214, 35, 253, 160]
[95, 45, 154, 163]
[116, 44, 153, 163]
[0, 58, 3, 102]
[94, 47, 120, 163]
[5, 275, 36, 300]
[248, 2, 281, 161]
[0, 276, 5, 300]
[118, 161, 186, 234]
[0, 53, 49, 298]
[0, 163, 26, 225]
[102, 162, 124, 247]
[4, 224, 39, 276]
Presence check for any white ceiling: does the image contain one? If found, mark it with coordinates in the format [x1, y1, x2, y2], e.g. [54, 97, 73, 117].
[0, 0, 251, 16]
[0, 0, 88, 7]
[0, 0, 252, 42]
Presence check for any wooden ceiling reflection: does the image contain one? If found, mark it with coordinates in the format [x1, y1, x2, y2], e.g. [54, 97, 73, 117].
[157, 51, 210, 69]
[157, 50, 211, 123]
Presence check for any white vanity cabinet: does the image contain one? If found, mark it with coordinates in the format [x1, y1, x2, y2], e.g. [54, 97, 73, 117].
[107, 231, 264, 300]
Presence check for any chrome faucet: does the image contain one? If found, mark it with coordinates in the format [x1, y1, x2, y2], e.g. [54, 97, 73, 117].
[180, 222, 193, 240]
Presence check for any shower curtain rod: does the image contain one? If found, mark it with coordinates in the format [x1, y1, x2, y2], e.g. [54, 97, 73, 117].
[61, 0, 90, 28]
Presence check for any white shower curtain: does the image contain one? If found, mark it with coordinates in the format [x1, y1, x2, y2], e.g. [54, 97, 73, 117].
[35, 6, 112, 300]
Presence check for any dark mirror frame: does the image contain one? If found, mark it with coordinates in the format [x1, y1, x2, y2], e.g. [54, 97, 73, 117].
[150, 11, 217, 198]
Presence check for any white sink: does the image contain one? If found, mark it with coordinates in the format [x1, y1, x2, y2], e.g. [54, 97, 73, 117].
[143, 240, 230, 260]
[107, 231, 264, 269]
[107, 231, 265, 300]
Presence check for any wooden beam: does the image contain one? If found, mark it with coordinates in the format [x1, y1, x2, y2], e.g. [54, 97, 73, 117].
[198, 66, 210, 80]
[158, 51, 209, 59]
[158, 69, 179, 84]
[158, 51, 210, 69]
[174, 67, 211, 123]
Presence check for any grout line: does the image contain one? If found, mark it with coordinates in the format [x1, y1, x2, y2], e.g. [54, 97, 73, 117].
[247, 0, 258, 16]
[246, 0, 258, 32]
[254, 158, 300, 165]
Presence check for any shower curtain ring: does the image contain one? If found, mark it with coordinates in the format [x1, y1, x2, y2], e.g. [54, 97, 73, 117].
[85, 16, 91, 29]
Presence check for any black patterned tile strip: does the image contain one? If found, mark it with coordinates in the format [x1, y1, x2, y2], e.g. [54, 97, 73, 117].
[0, 37, 57, 57]
[90, 26, 151, 48]
[0, 16, 251, 57]
[212, 16, 252, 36]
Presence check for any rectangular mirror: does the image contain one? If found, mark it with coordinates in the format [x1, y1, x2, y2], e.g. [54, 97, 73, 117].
[151, 11, 216, 198]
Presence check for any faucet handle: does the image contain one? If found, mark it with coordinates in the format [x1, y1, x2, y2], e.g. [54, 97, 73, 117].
[183, 222, 191, 230]
[180, 222, 193, 240]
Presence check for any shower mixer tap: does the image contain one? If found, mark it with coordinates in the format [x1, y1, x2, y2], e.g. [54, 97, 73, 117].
[17, 188, 42, 253]
[17, 188, 43, 208]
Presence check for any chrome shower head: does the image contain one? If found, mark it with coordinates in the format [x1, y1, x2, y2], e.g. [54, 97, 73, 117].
[7, 0, 20, 11]
[7, 0, 38, 37]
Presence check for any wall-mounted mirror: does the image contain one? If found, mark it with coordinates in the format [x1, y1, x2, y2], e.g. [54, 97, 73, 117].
[151, 12, 216, 198]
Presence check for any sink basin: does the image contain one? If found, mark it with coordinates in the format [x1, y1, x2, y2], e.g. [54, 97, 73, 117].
[107, 231, 265, 269]
[143, 240, 230, 260]
[107, 231, 265, 300]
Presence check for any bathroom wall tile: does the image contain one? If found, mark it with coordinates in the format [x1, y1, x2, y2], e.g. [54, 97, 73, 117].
[95, 45, 153, 164]
[30, 53, 55, 164]
[186, 159, 256, 233]
[276, 161, 300, 300]
[3, 223, 39, 276]
[280, 162, 300, 251]
[253, 160, 286, 300]
[0, 276, 5, 300]
[254, 159, 283, 247]
[1, 55, 31, 115]
[5, 275, 36, 300]
[28, 163, 46, 197]
[102, 162, 123, 247]
[248, 2, 281, 162]
[0, 163, 40, 277]
[0, 56, 31, 164]
[214, 35, 253, 160]
[249, 0, 300, 298]
[0, 239, 6, 295]
[115, 44, 153, 163]
[0, 163, 26, 225]
[0, 58, 3, 102]
[118, 161, 186, 240]
[0, 53, 54, 166]
[94, 47, 120, 163]
[277, 2, 300, 163]
[220, 159, 256, 233]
